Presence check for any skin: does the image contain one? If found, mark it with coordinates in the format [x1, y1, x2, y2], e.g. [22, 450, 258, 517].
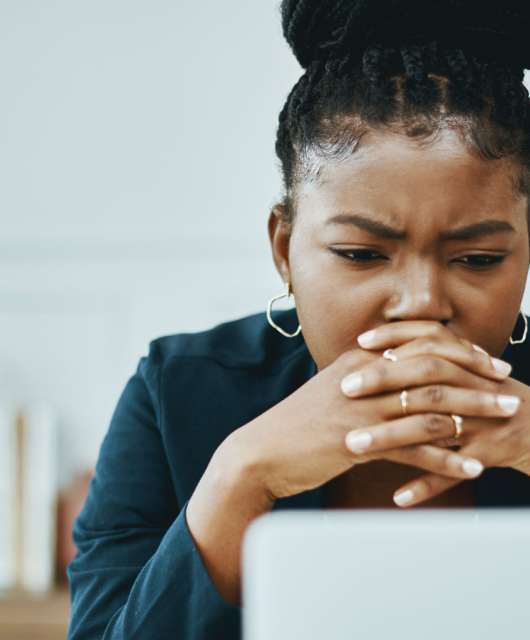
[267, 126, 530, 506]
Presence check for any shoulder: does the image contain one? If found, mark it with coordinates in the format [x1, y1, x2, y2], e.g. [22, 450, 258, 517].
[137, 308, 315, 441]
[142, 307, 310, 374]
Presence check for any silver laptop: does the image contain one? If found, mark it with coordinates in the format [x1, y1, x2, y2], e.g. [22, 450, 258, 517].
[242, 508, 530, 639]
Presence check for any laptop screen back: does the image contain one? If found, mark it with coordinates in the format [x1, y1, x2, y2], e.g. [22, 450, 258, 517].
[242, 508, 530, 640]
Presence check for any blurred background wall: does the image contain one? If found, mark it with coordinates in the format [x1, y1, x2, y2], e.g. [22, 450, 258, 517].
[0, 0, 304, 488]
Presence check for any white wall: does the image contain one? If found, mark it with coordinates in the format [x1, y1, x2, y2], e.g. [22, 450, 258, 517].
[1, 1, 529, 486]
[0, 0, 302, 486]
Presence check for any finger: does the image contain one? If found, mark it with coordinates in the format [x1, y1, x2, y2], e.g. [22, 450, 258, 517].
[341, 354, 503, 398]
[387, 336, 511, 382]
[392, 474, 463, 508]
[345, 413, 488, 455]
[363, 442, 486, 480]
[391, 440, 494, 507]
[356, 320, 469, 351]
[375, 384, 521, 422]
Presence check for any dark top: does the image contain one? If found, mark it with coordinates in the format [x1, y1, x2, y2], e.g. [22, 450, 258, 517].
[66, 308, 530, 640]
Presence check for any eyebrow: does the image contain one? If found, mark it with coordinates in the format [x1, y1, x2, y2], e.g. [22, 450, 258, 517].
[325, 213, 516, 241]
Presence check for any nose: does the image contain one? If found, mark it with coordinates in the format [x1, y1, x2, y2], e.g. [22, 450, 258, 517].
[383, 258, 453, 324]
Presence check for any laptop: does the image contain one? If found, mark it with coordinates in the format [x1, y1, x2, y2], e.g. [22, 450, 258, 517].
[242, 508, 530, 639]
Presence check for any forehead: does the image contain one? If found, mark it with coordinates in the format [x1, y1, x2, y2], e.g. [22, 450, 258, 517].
[297, 129, 524, 228]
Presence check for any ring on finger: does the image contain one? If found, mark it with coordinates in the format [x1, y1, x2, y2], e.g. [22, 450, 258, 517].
[400, 389, 409, 415]
[451, 414, 463, 439]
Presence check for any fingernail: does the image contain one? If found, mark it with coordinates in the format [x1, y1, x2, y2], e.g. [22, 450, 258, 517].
[462, 458, 484, 477]
[341, 373, 363, 395]
[394, 489, 414, 506]
[357, 330, 377, 347]
[346, 431, 373, 452]
[491, 358, 512, 377]
[497, 394, 520, 414]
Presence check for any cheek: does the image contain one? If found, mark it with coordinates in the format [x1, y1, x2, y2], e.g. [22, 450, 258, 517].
[290, 259, 384, 367]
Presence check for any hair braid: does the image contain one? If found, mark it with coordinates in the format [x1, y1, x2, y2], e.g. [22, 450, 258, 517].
[400, 44, 440, 113]
[276, 1, 530, 225]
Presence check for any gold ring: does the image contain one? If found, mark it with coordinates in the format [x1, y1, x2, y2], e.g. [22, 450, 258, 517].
[451, 414, 463, 439]
[400, 389, 408, 415]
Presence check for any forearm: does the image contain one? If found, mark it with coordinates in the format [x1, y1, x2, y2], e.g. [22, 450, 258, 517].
[185, 432, 275, 607]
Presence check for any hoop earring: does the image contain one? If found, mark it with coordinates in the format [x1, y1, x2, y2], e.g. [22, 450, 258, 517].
[266, 281, 302, 338]
[510, 310, 528, 345]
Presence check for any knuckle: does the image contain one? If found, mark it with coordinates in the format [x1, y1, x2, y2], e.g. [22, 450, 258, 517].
[423, 384, 446, 405]
[419, 356, 443, 378]
[422, 413, 447, 436]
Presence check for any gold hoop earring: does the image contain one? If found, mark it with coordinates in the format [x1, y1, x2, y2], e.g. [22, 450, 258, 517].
[266, 281, 302, 338]
[510, 310, 528, 345]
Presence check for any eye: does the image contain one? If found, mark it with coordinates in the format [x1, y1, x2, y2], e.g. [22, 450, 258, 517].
[330, 249, 507, 269]
[455, 254, 507, 269]
[331, 248, 387, 263]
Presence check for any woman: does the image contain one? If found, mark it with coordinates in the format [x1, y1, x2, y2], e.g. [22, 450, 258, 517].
[67, 1, 530, 638]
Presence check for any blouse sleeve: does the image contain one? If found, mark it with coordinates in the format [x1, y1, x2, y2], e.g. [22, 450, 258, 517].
[66, 344, 242, 640]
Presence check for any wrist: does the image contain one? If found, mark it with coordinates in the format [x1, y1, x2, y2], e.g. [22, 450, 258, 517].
[185, 431, 275, 607]
[213, 428, 276, 511]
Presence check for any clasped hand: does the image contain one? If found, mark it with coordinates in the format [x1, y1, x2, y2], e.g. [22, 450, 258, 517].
[339, 321, 530, 507]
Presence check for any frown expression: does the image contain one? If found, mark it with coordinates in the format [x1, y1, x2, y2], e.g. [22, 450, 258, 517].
[268, 128, 529, 370]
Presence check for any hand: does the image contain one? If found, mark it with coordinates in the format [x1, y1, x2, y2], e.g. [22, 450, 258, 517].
[343, 320, 527, 507]
[229, 321, 516, 503]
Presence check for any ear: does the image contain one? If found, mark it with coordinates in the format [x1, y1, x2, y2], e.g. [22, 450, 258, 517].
[268, 204, 292, 285]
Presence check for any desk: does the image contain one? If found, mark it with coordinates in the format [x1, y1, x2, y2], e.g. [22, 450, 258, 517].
[0, 587, 70, 640]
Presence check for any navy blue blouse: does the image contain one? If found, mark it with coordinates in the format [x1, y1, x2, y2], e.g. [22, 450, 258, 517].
[66, 308, 530, 639]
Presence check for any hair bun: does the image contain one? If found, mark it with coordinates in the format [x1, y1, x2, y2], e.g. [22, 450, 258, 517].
[281, 0, 530, 70]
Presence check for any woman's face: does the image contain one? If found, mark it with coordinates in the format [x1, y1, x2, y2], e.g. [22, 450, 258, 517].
[268, 128, 529, 371]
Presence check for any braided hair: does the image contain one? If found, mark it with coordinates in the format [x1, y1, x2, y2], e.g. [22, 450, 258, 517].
[275, 0, 530, 227]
